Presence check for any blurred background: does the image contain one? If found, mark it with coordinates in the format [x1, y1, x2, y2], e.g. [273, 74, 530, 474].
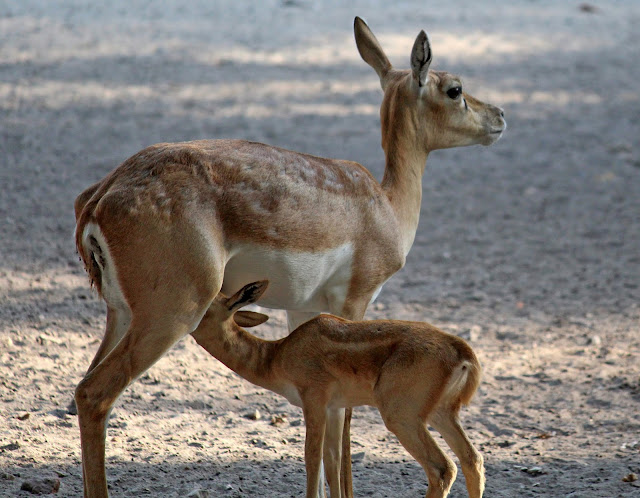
[1, 1, 639, 496]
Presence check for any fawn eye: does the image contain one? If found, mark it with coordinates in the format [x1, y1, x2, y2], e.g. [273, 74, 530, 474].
[446, 87, 462, 99]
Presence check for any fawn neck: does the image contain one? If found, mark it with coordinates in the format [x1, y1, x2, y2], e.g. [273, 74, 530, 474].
[201, 321, 278, 389]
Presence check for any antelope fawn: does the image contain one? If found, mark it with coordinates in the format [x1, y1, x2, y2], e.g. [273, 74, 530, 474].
[191, 281, 484, 498]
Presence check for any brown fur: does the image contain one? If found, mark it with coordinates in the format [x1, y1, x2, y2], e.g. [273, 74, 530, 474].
[74, 17, 503, 498]
[191, 281, 485, 498]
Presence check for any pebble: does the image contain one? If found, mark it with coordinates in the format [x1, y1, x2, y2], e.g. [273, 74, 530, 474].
[622, 473, 638, 483]
[20, 478, 61, 494]
[270, 415, 287, 426]
[587, 335, 602, 346]
[0, 442, 20, 451]
[522, 466, 546, 476]
[187, 489, 209, 497]
[579, 3, 598, 14]
[244, 409, 261, 421]
[37, 334, 64, 346]
[469, 325, 482, 342]
[66, 399, 78, 416]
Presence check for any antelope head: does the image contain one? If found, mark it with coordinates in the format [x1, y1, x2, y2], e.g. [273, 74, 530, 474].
[354, 16, 506, 154]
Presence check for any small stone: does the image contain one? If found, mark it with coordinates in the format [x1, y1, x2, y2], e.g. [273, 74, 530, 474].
[1, 472, 15, 481]
[140, 373, 161, 385]
[0, 442, 20, 451]
[17, 413, 30, 421]
[620, 441, 638, 451]
[536, 432, 555, 440]
[587, 335, 602, 346]
[50, 409, 69, 419]
[270, 415, 287, 426]
[469, 325, 482, 342]
[608, 142, 631, 154]
[522, 466, 546, 476]
[352, 451, 366, 463]
[66, 399, 78, 416]
[579, 3, 598, 14]
[187, 489, 209, 497]
[622, 473, 638, 483]
[21, 478, 61, 494]
[244, 409, 261, 421]
[37, 334, 64, 345]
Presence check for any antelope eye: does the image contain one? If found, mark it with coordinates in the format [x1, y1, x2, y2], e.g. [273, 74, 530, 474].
[446, 87, 462, 99]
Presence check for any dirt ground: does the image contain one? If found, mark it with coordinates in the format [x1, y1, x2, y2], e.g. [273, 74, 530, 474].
[1, 1, 639, 496]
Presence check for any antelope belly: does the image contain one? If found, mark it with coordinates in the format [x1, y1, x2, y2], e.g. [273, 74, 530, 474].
[221, 243, 354, 312]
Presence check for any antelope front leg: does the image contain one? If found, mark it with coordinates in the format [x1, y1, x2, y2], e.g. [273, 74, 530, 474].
[302, 402, 328, 498]
[332, 295, 370, 498]
[323, 408, 345, 497]
[287, 311, 328, 497]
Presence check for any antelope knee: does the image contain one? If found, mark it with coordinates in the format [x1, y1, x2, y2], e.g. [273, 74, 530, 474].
[428, 458, 457, 492]
[75, 377, 110, 420]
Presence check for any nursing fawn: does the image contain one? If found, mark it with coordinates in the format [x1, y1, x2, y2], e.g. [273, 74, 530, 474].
[191, 281, 484, 498]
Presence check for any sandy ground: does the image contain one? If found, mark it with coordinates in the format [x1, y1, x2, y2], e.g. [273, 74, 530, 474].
[1, 0, 639, 496]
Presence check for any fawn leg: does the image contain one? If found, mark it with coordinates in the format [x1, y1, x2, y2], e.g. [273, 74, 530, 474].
[430, 410, 485, 498]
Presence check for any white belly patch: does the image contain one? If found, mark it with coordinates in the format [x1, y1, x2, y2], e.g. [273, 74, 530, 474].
[221, 243, 354, 312]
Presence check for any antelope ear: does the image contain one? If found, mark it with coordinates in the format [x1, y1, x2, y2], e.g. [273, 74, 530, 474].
[410, 30, 432, 88]
[225, 280, 269, 312]
[234, 311, 269, 328]
[354, 16, 392, 89]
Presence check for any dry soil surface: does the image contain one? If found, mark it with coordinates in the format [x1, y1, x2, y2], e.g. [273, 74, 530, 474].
[1, 1, 639, 497]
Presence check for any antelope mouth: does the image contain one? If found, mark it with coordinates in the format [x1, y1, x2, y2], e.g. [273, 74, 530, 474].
[488, 121, 507, 138]
[483, 124, 506, 145]
[490, 121, 507, 135]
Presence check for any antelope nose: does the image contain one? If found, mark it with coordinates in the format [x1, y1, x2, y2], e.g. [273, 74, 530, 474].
[497, 107, 505, 118]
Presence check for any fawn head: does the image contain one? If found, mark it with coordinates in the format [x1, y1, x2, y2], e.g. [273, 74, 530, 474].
[209, 281, 270, 329]
[354, 16, 506, 153]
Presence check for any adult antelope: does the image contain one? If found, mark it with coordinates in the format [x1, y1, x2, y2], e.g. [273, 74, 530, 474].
[193, 280, 484, 498]
[74, 16, 505, 498]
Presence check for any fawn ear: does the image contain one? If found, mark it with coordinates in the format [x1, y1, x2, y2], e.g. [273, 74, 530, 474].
[354, 16, 392, 89]
[234, 311, 269, 328]
[226, 280, 269, 312]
